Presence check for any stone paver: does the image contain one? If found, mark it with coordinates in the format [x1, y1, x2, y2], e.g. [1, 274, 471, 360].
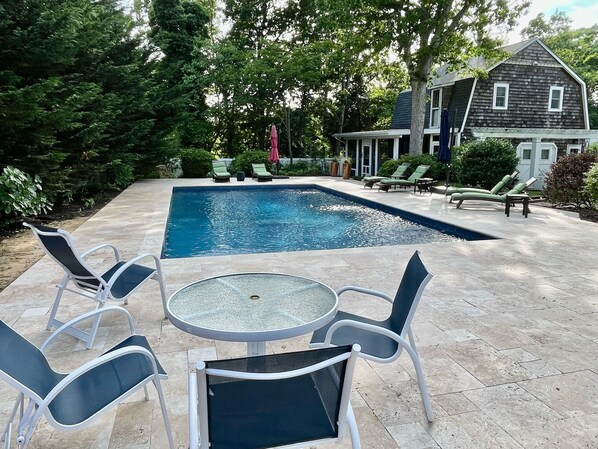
[1, 176, 597, 449]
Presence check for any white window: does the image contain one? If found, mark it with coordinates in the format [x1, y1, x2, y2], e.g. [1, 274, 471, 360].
[549, 86, 564, 111]
[493, 83, 509, 110]
[567, 144, 582, 154]
[430, 89, 442, 127]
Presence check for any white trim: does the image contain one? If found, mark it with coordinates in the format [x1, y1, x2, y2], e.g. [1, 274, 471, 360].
[493, 83, 509, 110]
[461, 78, 477, 133]
[471, 127, 598, 139]
[429, 88, 442, 127]
[567, 144, 582, 154]
[548, 86, 564, 112]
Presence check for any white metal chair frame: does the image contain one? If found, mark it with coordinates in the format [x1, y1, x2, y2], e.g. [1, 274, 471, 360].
[311, 267, 434, 422]
[1, 307, 175, 449]
[24, 223, 168, 349]
[188, 345, 362, 449]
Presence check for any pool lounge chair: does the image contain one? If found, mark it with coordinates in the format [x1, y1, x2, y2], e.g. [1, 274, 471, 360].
[447, 170, 519, 201]
[452, 177, 537, 209]
[212, 161, 231, 182]
[378, 165, 430, 192]
[362, 163, 410, 188]
[251, 163, 274, 182]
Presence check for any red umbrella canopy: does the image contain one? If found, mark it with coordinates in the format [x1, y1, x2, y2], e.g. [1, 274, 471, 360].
[269, 124, 279, 164]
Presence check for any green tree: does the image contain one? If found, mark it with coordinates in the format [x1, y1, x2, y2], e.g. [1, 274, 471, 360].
[0, 0, 168, 203]
[149, 0, 212, 149]
[326, 0, 529, 155]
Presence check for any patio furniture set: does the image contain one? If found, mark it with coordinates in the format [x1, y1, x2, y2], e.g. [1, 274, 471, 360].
[1, 224, 434, 449]
[365, 165, 536, 216]
[211, 161, 275, 183]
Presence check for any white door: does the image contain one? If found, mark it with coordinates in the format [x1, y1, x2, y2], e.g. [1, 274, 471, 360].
[516, 142, 557, 189]
[361, 140, 372, 177]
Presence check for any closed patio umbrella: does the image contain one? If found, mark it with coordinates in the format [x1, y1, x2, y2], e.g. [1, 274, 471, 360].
[437, 109, 451, 192]
[269, 124, 280, 175]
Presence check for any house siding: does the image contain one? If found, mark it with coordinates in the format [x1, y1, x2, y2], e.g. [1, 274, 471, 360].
[465, 41, 586, 130]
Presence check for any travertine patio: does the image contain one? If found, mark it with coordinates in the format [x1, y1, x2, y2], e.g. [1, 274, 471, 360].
[1, 176, 597, 449]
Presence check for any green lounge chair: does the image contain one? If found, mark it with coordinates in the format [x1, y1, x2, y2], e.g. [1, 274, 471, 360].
[452, 177, 537, 209]
[447, 170, 519, 202]
[362, 163, 411, 188]
[378, 165, 430, 192]
[212, 161, 231, 182]
[252, 163, 274, 182]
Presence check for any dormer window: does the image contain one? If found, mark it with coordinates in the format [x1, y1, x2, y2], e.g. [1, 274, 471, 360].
[549, 86, 564, 112]
[430, 89, 442, 127]
[493, 83, 509, 110]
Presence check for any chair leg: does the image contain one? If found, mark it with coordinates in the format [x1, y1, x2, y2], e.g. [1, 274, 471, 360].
[403, 342, 434, 422]
[346, 404, 361, 449]
[84, 303, 105, 349]
[153, 268, 168, 319]
[2, 393, 22, 446]
[153, 379, 175, 449]
[47, 274, 69, 331]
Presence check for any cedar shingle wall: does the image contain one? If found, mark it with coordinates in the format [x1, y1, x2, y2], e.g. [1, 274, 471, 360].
[466, 41, 586, 129]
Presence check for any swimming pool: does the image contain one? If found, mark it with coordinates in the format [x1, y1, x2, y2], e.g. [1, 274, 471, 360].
[162, 185, 490, 258]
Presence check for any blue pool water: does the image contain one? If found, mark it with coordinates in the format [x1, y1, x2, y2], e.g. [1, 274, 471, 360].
[162, 185, 489, 258]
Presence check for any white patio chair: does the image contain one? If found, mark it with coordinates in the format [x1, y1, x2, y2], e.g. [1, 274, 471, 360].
[188, 345, 362, 449]
[23, 222, 167, 348]
[310, 251, 434, 421]
[0, 307, 175, 449]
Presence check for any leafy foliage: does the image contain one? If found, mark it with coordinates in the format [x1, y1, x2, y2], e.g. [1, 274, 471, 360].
[544, 153, 598, 209]
[584, 163, 598, 208]
[230, 150, 271, 176]
[0, 0, 173, 204]
[279, 160, 326, 176]
[0, 166, 52, 222]
[452, 139, 519, 190]
[377, 155, 446, 180]
[179, 149, 213, 178]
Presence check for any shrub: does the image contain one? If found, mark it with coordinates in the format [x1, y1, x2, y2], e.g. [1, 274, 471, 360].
[452, 139, 519, 190]
[584, 163, 598, 208]
[377, 154, 446, 180]
[0, 166, 52, 222]
[230, 150, 271, 176]
[544, 152, 598, 209]
[179, 148, 213, 178]
[587, 143, 598, 155]
[279, 160, 325, 176]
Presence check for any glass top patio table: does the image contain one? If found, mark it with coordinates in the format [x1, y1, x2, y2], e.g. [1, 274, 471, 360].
[167, 273, 338, 356]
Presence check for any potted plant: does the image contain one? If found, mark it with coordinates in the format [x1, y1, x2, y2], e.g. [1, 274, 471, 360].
[330, 156, 339, 177]
[342, 157, 352, 179]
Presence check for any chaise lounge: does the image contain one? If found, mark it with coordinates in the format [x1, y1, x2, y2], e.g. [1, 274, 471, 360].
[378, 165, 430, 192]
[251, 163, 274, 182]
[452, 177, 537, 209]
[362, 163, 410, 188]
[447, 170, 519, 201]
[211, 161, 231, 182]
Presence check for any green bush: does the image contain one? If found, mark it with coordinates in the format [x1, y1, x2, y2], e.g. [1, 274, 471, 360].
[377, 154, 445, 180]
[544, 152, 598, 209]
[587, 143, 598, 155]
[179, 148, 213, 178]
[230, 150, 271, 176]
[584, 163, 598, 208]
[0, 166, 52, 222]
[452, 139, 519, 190]
[279, 160, 325, 176]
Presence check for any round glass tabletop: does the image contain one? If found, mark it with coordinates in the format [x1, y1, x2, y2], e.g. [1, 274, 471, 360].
[167, 273, 338, 342]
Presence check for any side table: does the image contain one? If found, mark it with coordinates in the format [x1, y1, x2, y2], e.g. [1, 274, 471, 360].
[505, 193, 530, 218]
[414, 178, 435, 194]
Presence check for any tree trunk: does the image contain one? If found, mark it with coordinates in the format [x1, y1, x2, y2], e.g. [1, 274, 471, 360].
[409, 79, 427, 155]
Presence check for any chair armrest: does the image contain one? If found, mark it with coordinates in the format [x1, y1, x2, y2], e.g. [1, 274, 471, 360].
[80, 243, 121, 262]
[103, 253, 162, 286]
[337, 286, 394, 304]
[40, 306, 135, 352]
[39, 345, 161, 412]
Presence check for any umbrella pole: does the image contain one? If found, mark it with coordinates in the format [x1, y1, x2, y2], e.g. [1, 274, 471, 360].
[444, 164, 451, 195]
